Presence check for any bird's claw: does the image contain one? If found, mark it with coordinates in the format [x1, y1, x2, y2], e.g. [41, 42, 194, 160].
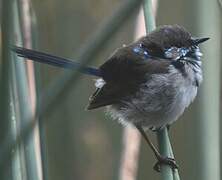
[153, 156, 178, 172]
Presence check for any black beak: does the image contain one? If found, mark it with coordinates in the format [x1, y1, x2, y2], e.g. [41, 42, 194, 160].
[192, 37, 210, 46]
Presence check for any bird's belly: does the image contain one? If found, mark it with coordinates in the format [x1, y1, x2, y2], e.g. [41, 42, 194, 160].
[106, 73, 198, 129]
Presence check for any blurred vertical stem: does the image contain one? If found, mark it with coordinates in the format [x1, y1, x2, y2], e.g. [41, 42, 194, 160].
[119, 128, 141, 180]
[9, 85, 23, 180]
[143, 0, 156, 31]
[14, 0, 41, 179]
[0, 0, 14, 179]
[1, 0, 41, 179]
[30, 5, 49, 180]
[11, 2, 27, 180]
[195, 0, 221, 180]
[143, 0, 180, 180]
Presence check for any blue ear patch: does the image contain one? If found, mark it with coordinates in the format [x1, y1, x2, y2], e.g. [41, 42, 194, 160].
[133, 47, 140, 53]
[132, 43, 150, 59]
[164, 47, 190, 60]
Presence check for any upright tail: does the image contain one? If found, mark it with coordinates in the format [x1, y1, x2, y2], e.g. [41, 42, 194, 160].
[12, 47, 102, 77]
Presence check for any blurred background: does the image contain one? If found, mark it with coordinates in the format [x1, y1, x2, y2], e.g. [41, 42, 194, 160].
[0, 0, 221, 180]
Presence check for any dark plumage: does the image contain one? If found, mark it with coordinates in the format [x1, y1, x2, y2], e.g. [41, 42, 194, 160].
[87, 25, 204, 110]
[85, 25, 208, 171]
[12, 24, 209, 172]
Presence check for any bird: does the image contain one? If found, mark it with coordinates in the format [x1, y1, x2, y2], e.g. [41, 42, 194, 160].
[13, 25, 209, 172]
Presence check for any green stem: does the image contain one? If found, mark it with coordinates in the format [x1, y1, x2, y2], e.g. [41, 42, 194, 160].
[165, 131, 180, 180]
[0, 0, 14, 179]
[14, 0, 40, 179]
[143, 0, 156, 32]
[30, 7, 49, 180]
[195, 0, 221, 180]
[143, 0, 180, 179]
[157, 129, 174, 180]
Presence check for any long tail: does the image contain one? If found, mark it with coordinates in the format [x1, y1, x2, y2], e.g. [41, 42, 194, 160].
[12, 47, 102, 77]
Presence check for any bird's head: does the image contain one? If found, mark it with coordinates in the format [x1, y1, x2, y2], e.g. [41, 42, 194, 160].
[133, 25, 209, 65]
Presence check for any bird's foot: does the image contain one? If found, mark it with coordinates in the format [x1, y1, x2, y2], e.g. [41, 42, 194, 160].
[153, 156, 178, 172]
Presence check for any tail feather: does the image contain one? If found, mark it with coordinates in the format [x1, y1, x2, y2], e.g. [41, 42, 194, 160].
[12, 46, 102, 77]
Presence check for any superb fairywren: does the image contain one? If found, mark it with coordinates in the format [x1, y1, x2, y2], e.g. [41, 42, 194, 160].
[13, 25, 209, 172]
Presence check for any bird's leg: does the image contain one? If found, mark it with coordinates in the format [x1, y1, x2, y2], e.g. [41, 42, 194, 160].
[135, 125, 178, 172]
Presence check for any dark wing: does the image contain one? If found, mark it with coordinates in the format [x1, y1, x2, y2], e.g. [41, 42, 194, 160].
[87, 47, 171, 110]
[87, 82, 127, 110]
